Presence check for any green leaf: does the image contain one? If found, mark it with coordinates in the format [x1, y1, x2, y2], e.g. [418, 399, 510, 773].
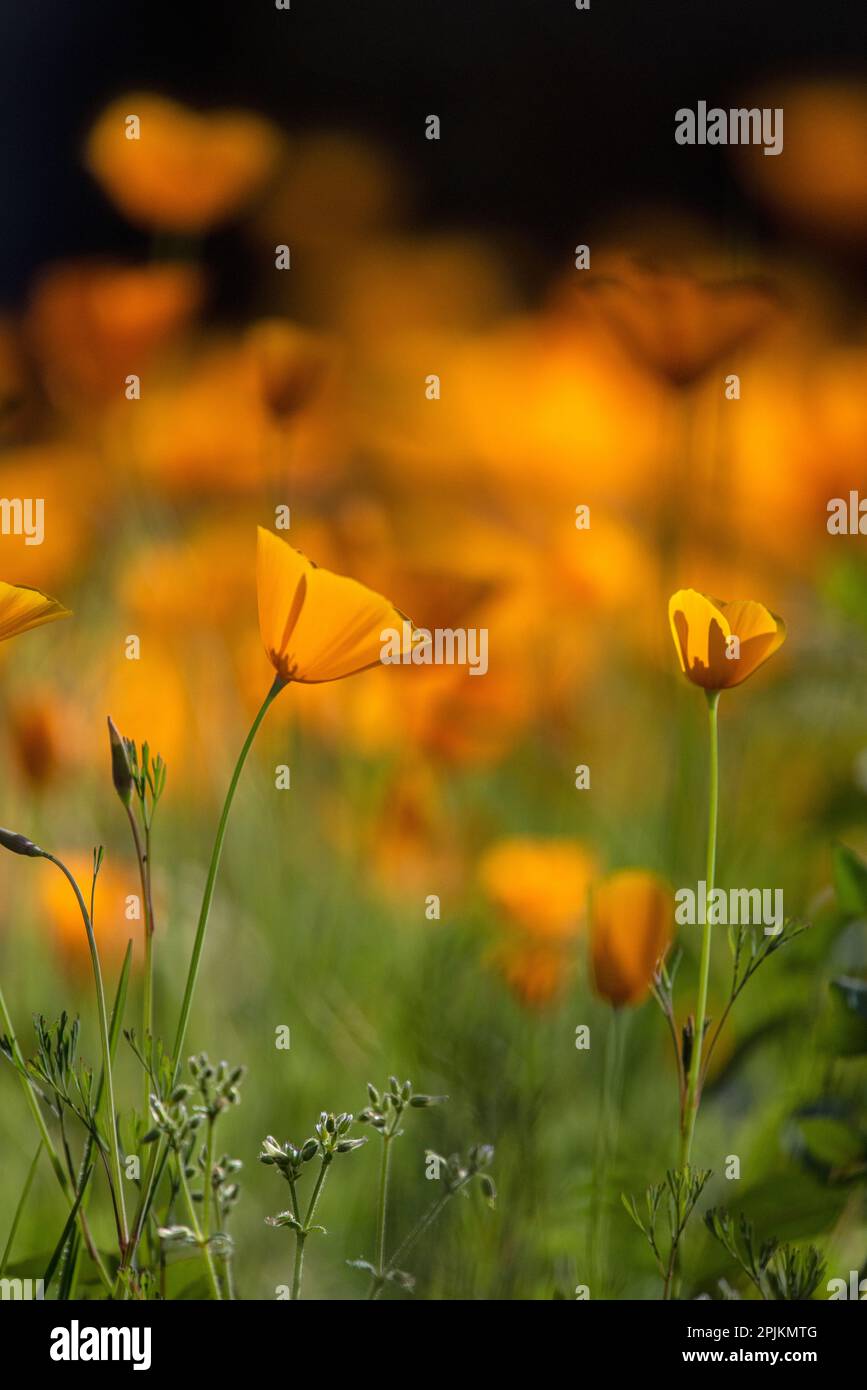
[824, 976, 867, 1056]
[832, 844, 867, 918]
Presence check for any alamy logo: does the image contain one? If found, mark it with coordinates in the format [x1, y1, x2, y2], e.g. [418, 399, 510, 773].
[675, 881, 784, 935]
[0, 1276, 44, 1299]
[827, 1271, 867, 1299]
[380, 623, 489, 676]
[50, 1320, 152, 1371]
[675, 102, 783, 156]
[0, 497, 44, 546]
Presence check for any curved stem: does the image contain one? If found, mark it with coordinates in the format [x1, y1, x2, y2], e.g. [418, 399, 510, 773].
[43, 853, 129, 1253]
[679, 690, 720, 1170]
[170, 676, 284, 1082]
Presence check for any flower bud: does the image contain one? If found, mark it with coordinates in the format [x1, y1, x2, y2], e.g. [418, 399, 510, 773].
[107, 716, 134, 807]
[0, 826, 43, 857]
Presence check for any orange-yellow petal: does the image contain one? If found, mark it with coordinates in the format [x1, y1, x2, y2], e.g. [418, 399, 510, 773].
[0, 581, 71, 643]
[256, 527, 421, 684]
[669, 587, 785, 690]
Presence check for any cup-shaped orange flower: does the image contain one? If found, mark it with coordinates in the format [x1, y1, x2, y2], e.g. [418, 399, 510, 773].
[479, 836, 597, 941]
[85, 94, 280, 234]
[257, 527, 424, 684]
[669, 588, 785, 691]
[590, 869, 674, 1008]
[0, 580, 70, 643]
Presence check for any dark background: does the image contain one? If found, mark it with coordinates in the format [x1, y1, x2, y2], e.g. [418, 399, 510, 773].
[1, 0, 864, 303]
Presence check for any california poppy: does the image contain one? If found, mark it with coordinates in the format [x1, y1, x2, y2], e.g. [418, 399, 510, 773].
[0, 580, 70, 642]
[590, 869, 673, 1008]
[85, 94, 280, 234]
[479, 836, 596, 941]
[668, 588, 785, 691]
[257, 526, 424, 685]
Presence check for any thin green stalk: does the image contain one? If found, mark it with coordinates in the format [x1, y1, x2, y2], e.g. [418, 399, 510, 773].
[44, 853, 129, 1252]
[374, 1135, 393, 1277]
[679, 689, 720, 1170]
[125, 677, 284, 1272]
[292, 1157, 331, 1301]
[202, 1117, 216, 1242]
[178, 1158, 222, 1300]
[125, 805, 154, 1123]
[0, 1141, 42, 1276]
[590, 1008, 626, 1295]
[170, 676, 284, 1081]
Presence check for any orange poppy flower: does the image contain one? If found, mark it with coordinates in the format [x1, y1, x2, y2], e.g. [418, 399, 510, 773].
[0, 581, 70, 643]
[668, 588, 786, 690]
[590, 870, 674, 1008]
[479, 837, 596, 941]
[85, 94, 281, 233]
[582, 255, 775, 388]
[257, 527, 424, 684]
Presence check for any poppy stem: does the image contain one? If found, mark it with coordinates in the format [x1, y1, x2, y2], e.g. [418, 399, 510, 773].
[170, 674, 285, 1082]
[679, 689, 720, 1171]
[43, 852, 130, 1253]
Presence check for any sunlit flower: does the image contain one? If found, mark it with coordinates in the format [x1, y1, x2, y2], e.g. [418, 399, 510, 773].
[0, 580, 70, 642]
[479, 837, 597, 941]
[85, 94, 281, 233]
[590, 869, 674, 1008]
[257, 527, 423, 684]
[668, 588, 786, 690]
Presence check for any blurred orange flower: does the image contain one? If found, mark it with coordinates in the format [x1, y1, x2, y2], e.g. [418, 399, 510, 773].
[737, 81, 867, 243]
[27, 260, 203, 400]
[257, 527, 425, 684]
[245, 318, 331, 421]
[479, 837, 596, 940]
[7, 693, 65, 788]
[581, 255, 776, 388]
[85, 94, 281, 233]
[590, 869, 673, 1008]
[669, 588, 786, 690]
[491, 940, 569, 1009]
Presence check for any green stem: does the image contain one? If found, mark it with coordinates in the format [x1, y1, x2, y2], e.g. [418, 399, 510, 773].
[125, 805, 154, 1125]
[170, 677, 284, 1082]
[292, 1157, 331, 1301]
[202, 1117, 216, 1241]
[178, 1158, 222, 1300]
[124, 679, 283, 1273]
[375, 1136, 393, 1275]
[44, 853, 129, 1252]
[0, 1141, 42, 1276]
[590, 1008, 626, 1295]
[679, 689, 720, 1170]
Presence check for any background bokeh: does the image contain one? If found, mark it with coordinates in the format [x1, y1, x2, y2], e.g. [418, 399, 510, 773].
[1, 0, 866, 1299]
